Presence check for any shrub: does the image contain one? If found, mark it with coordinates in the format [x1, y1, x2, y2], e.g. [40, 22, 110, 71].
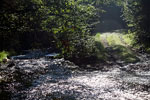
[0, 51, 9, 62]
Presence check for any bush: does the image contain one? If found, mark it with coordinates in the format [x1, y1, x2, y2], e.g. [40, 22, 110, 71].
[0, 51, 9, 62]
[122, 0, 150, 48]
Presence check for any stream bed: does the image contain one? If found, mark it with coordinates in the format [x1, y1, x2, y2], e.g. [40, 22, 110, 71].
[0, 54, 150, 100]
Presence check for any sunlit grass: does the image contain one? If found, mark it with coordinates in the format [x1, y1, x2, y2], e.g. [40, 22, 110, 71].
[122, 33, 134, 46]
[106, 33, 124, 46]
[94, 31, 139, 63]
[104, 32, 134, 47]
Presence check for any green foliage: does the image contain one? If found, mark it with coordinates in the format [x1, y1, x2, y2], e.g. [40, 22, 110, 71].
[0, 0, 54, 51]
[40, 0, 99, 58]
[121, 0, 150, 48]
[93, 33, 107, 60]
[122, 31, 135, 46]
[0, 51, 9, 62]
[93, 0, 150, 49]
[105, 32, 135, 48]
[106, 33, 124, 46]
[110, 45, 139, 63]
[66, 36, 96, 59]
[146, 48, 150, 54]
[95, 33, 101, 41]
[99, 32, 138, 63]
[94, 41, 107, 60]
[0, 0, 100, 59]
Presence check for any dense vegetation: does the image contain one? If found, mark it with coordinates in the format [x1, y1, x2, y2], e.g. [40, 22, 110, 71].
[1, 1, 150, 100]
[0, 51, 8, 62]
[121, 0, 150, 51]
[0, 0, 100, 59]
[93, 0, 150, 51]
[0, 0, 150, 60]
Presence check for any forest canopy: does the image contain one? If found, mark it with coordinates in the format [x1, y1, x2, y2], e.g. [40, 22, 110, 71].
[0, 0, 100, 58]
[0, 0, 150, 59]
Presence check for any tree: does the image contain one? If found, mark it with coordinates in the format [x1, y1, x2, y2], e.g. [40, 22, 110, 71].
[0, 0, 100, 58]
[122, 0, 150, 48]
